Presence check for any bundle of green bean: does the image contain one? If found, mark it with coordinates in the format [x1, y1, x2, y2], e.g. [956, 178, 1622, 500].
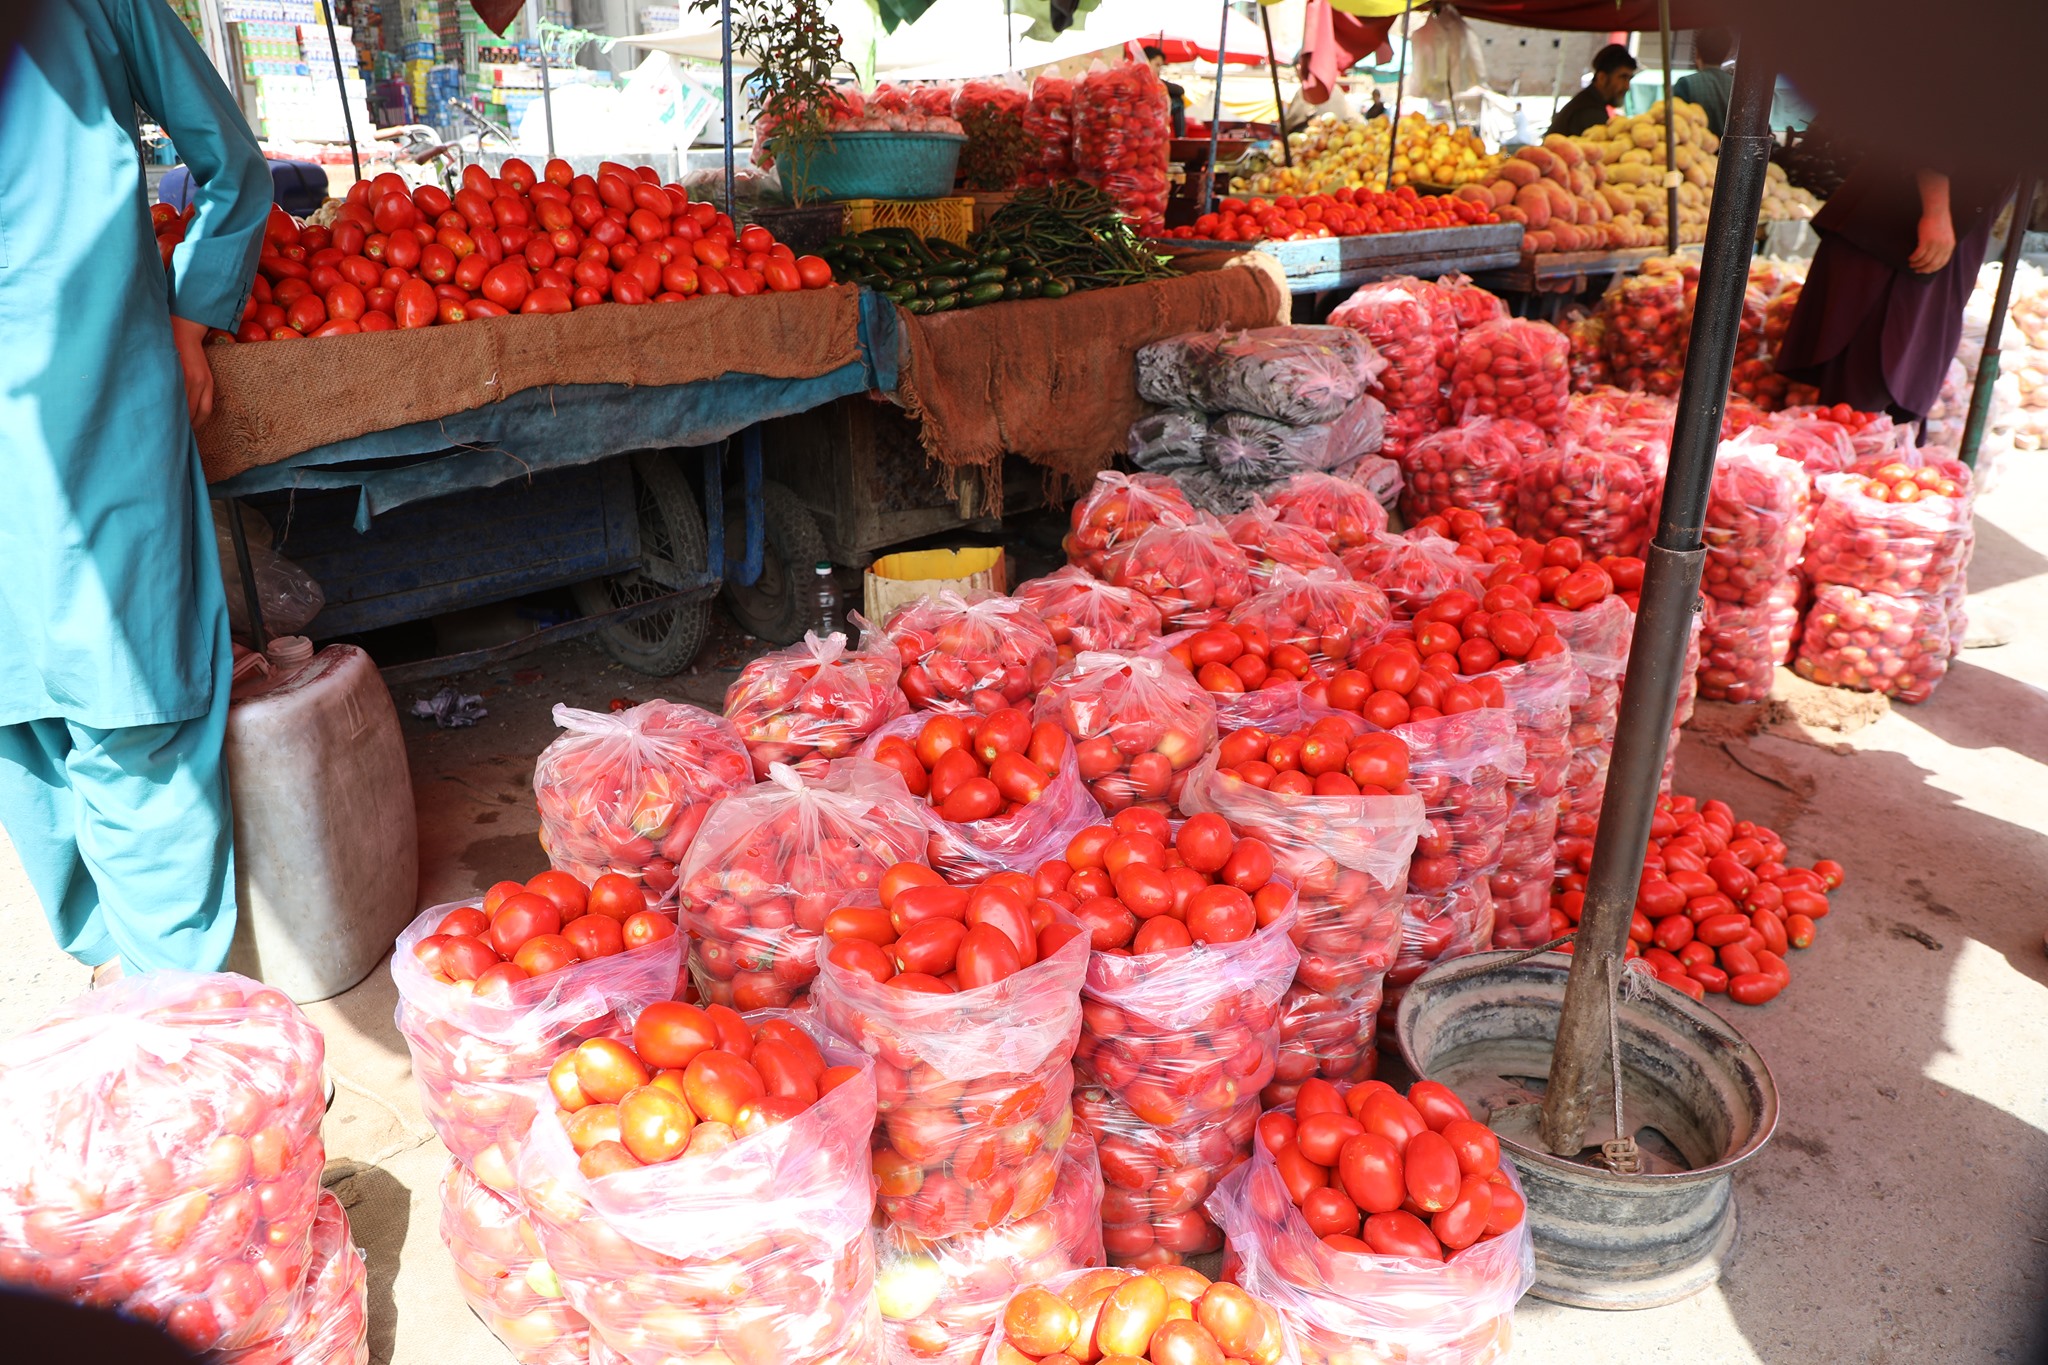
[821, 185, 1176, 315]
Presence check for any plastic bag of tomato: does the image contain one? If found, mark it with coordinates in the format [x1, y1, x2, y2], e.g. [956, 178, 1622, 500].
[1104, 514, 1258, 632]
[1074, 60, 1172, 234]
[813, 861, 1090, 1238]
[1792, 584, 1952, 703]
[1697, 579, 1802, 704]
[1227, 502, 1346, 585]
[222, 1192, 370, 1365]
[1449, 320, 1569, 432]
[1267, 470, 1390, 555]
[1804, 469, 1973, 599]
[1487, 653, 1580, 950]
[978, 1264, 1298, 1365]
[1064, 472, 1195, 578]
[517, 1009, 880, 1365]
[723, 625, 909, 778]
[394, 871, 682, 1189]
[678, 759, 928, 1009]
[534, 700, 753, 907]
[1326, 277, 1457, 463]
[1702, 443, 1810, 608]
[1340, 531, 1485, 622]
[438, 1158, 592, 1365]
[1013, 565, 1166, 662]
[1227, 567, 1393, 677]
[876, 1130, 1105, 1365]
[1034, 651, 1218, 815]
[1397, 419, 1531, 529]
[0, 972, 328, 1355]
[885, 591, 1060, 716]
[1209, 1078, 1532, 1365]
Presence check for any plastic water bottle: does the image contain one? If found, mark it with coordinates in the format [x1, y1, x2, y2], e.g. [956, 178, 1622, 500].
[812, 562, 841, 640]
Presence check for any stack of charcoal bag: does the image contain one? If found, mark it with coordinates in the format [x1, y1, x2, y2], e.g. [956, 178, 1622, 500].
[1130, 326, 1401, 516]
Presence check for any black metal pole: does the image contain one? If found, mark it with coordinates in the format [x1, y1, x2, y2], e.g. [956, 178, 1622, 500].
[318, 0, 363, 182]
[1539, 51, 1777, 1158]
[225, 498, 268, 652]
[1260, 5, 1290, 166]
[1960, 178, 2037, 469]
[720, 0, 736, 216]
[1386, 0, 1412, 193]
[1660, 0, 1678, 255]
[533, 3, 556, 161]
[1203, 0, 1228, 214]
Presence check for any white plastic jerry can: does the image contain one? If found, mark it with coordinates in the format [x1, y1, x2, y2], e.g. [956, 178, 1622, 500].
[224, 641, 419, 1002]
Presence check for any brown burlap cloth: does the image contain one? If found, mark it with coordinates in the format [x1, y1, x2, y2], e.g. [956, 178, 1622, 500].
[198, 284, 865, 484]
[891, 253, 1287, 508]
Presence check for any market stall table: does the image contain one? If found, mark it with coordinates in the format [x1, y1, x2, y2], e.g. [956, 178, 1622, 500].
[1472, 246, 1668, 318]
[1158, 224, 1526, 301]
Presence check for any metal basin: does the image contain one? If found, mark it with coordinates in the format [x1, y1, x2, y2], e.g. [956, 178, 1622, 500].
[1395, 951, 1778, 1309]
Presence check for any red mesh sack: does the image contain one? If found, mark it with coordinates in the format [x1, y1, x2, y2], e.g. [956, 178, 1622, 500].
[1793, 585, 1952, 703]
[723, 624, 910, 778]
[1065, 471, 1195, 576]
[1327, 277, 1456, 461]
[1034, 651, 1218, 814]
[439, 1158, 591, 1365]
[221, 1192, 369, 1365]
[1397, 419, 1530, 527]
[393, 900, 683, 1189]
[885, 590, 1060, 715]
[678, 760, 928, 1008]
[1074, 60, 1170, 234]
[1702, 440, 1811, 606]
[1105, 514, 1258, 632]
[1698, 578, 1802, 704]
[1227, 501, 1348, 584]
[1342, 531, 1486, 621]
[0, 972, 327, 1354]
[1449, 320, 1569, 431]
[1268, 470, 1391, 553]
[534, 701, 753, 907]
[1014, 565, 1166, 662]
[1021, 71, 1077, 186]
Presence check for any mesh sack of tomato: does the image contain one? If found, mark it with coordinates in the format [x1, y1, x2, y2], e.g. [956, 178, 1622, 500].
[1226, 568, 1394, 676]
[875, 1129, 1105, 1365]
[1601, 268, 1690, 395]
[1226, 502, 1346, 585]
[978, 1263, 1300, 1365]
[438, 1158, 592, 1365]
[1073, 59, 1171, 232]
[1209, 1086, 1532, 1365]
[1792, 584, 1953, 703]
[534, 701, 753, 907]
[1021, 71, 1077, 185]
[1201, 401, 1388, 484]
[1486, 654, 1580, 950]
[1386, 708, 1521, 990]
[0, 972, 327, 1354]
[1697, 579, 1802, 705]
[954, 74, 1032, 193]
[1326, 277, 1457, 462]
[723, 623, 910, 778]
[1449, 320, 1570, 432]
[1701, 440, 1811, 607]
[1127, 409, 1210, 473]
[1064, 471, 1196, 577]
[1035, 651, 1219, 815]
[1340, 531, 1485, 621]
[394, 892, 684, 1190]
[811, 868, 1090, 1238]
[1013, 565, 1166, 662]
[1267, 470, 1391, 554]
[1804, 469, 1974, 598]
[516, 1010, 881, 1365]
[885, 590, 1060, 716]
[679, 759, 928, 1009]
[221, 1191, 368, 1365]
[861, 710, 1099, 884]
[1396, 419, 1529, 529]
[1514, 437, 1659, 560]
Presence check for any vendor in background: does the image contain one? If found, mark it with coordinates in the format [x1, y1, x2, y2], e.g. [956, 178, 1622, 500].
[1776, 160, 2009, 423]
[1548, 43, 1637, 137]
[1143, 46, 1189, 137]
[1363, 86, 1388, 121]
[1286, 53, 1358, 127]
[0, 0, 270, 983]
[1672, 26, 1736, 136]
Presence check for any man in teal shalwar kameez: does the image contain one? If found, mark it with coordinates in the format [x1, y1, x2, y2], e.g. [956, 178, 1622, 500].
[0, 0, 272, 977]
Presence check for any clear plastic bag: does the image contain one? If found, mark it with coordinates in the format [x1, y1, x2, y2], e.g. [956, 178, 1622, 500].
[1545, 595, 1634, 845]
[1702, 439, 1811, 607]
[1075, 1089, 1258, 1267]
[1203, 401, 1388, 483]
[1104, 514, 1258, 632]
[884, 590, 1060, 715]
[222, 1192, 370, 1365]
[954, 74, 1032, 193]
[1389, 709, 1521, 990]
[1074, 59, 1171, 233]
[1209, 1134, 1532, 1365]
[1226, 502, 1347, 584]
[438, 1158, 592, 1365]
[1793, 584, 1952, 703]
[723, 624, 911, 778]
[1013, 565, 1165, 662]
[1744, 413, 1857, 475]
[975, 1263, 1301, 1364]
[1436, 273, 1508, 331]
[876, 1130, 1105, 1365]
[813, 919, 1088, 1238]
[1565, 309, 1612, 391]
[1341, 532, 1486, 621]
[1064, 471, 1195, 577]
[1021, 71, 1077, 187]
[1602, 267, 1691, 395]
[679, 760, 929, 1009]
[517, 1010, 881, 1365]
[1034, 651, 1219, 814]
[1515, 437, 1660, 560]
[1397, 419, 1529, 528]
[1268, 470, 1391, 554]
[534, 701, 754, 907]
[1698, 578, 1802, 704]
[1139, 328, 1387, 427]
[1487, 654, 1579, 950]
[0, 972, 327, 1354]
[1804, 471, 1974, 598]
[1128, 409, 1210, 472]
[1327, 277, 1457, 462]
[1450, 320, 1570, 431]
[1227, 567, 1394, 675]
[213, 501, 326, 636]
[393, 900, 683, 1189]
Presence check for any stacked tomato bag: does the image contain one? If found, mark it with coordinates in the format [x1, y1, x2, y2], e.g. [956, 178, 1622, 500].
[1516, 389, 1673, 560]
[0, 973, 367, 1363]
[723, 624, 910, 778]
[1324, 276, 1459, 462]
[1695, 438, 1811, 704]
[1074, 59, 1171, 234]
[1021, 71, 1077, 186]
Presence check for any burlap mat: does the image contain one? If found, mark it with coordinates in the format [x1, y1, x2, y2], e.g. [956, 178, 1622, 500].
[891, 259, 1286, 506]
[199, 284, 865, 483]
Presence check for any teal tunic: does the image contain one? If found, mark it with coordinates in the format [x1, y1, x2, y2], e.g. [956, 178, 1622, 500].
[0, 0, 270, 728]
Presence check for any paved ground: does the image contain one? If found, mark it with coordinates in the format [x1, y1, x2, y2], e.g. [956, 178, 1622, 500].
[3, 462, 2045, 1365]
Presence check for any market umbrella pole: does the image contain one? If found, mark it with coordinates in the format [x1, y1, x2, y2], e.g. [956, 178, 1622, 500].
[1660, 0, 1678, 255]
[1960, 177, 2038, 468]
[719, 0, 735, 214]
[1204, 0, 1228, 213]
[317, 0, 362, 181]
[533, 3, 556, 160]
[1385, 0, 1413, 193]
[1539, 51, 1777, 1159]
[1260, 4, 1290, 166]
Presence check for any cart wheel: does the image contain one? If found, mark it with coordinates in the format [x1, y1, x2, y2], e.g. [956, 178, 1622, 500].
[721, 480, 829, 646]
[573, 451, 712, 675]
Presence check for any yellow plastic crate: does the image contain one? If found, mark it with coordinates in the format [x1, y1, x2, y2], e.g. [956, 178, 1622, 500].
[841, 196, 975, 246]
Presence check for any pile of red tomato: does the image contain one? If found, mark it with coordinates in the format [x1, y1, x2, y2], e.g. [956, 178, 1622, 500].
[411, 870, 673, 997]
[871, 708, 1070, 824]
[1161, 186, 1500, 243]
[885, 592, 1059, 714]
[822, 862, 1078, 992]
[991, 1267, 1292, 1365]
